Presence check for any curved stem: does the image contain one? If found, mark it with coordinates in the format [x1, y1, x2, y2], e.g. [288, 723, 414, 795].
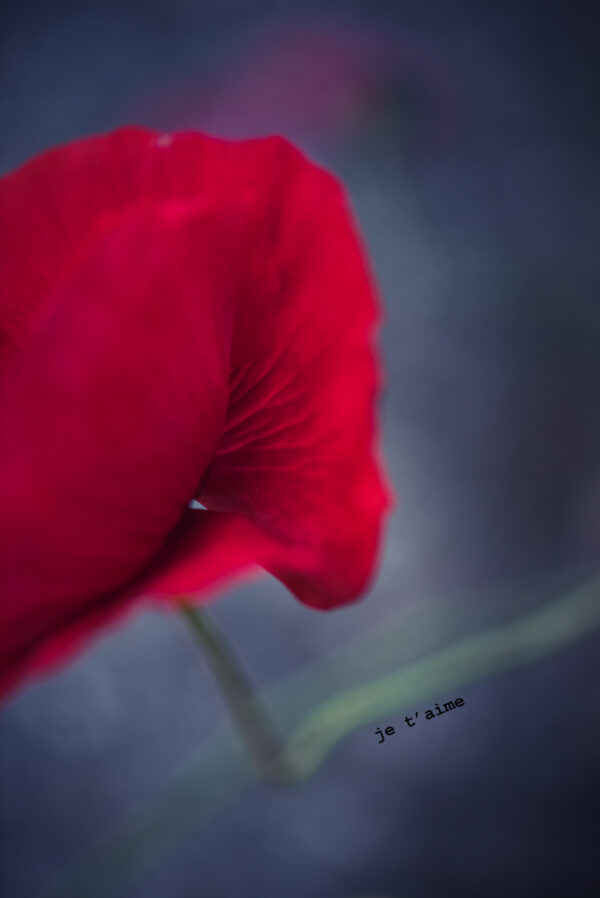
[178, 600, 297, 786]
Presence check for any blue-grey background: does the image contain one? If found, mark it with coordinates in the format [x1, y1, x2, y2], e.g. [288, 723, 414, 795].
[1, 2, 599, 897]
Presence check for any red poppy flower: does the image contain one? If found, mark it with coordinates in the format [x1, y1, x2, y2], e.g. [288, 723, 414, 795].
[0, 127, 391, 700]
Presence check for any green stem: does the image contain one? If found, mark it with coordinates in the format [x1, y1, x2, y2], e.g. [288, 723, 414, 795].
[178, 600, 297, 786]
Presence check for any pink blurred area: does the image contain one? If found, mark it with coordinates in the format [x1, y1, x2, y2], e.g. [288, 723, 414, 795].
[133, 21, 458, 150]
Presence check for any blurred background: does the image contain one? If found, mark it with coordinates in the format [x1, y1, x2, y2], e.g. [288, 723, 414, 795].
[1, 1, 599, 897]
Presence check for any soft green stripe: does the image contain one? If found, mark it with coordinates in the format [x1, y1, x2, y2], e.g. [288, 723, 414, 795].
[46, 573, 600, 898]
[287, 574, 600, 777]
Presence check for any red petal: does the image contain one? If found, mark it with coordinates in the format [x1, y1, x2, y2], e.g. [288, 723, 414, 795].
[196, 139, 392, 608]
[0, 130, 391, 698]
[0, 199, 241, 695]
